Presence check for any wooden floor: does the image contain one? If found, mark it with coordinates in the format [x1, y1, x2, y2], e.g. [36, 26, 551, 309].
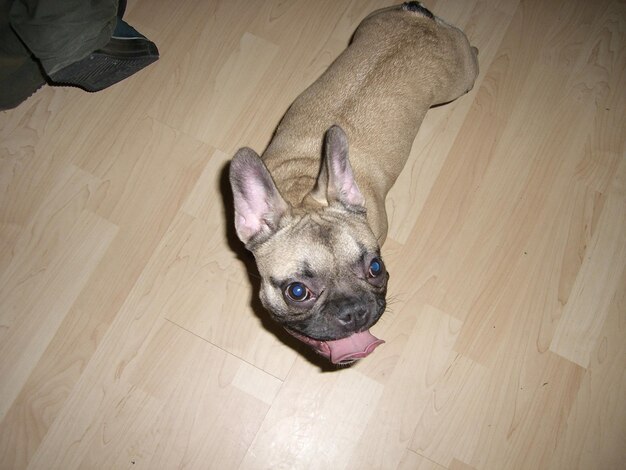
[1, 0, 625, 468]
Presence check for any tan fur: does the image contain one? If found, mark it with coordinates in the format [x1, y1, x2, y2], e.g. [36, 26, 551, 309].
[261, 4, 479, 244]
[229, 4, 479, 349]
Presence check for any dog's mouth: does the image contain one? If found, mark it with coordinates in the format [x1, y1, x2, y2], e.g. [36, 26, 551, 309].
[286, 328, 384, 364]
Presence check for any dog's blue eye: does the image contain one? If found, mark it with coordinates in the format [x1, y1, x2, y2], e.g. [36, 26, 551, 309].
[286, 282, 310, 302]
[368, 258, 383, 277]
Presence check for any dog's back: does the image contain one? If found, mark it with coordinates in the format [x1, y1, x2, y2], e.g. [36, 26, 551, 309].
[262, 2, 479, 240]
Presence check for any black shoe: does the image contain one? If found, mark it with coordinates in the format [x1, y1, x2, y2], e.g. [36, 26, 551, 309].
[48, 18, 158, 92]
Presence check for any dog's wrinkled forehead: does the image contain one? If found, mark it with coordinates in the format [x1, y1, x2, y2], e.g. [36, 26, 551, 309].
[255, 210, 377, 279]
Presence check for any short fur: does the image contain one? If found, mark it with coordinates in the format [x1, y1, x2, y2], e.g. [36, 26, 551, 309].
[229, 2, 479, 356]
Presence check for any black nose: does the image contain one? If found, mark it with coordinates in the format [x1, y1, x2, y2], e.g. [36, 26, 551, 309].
[336, 305, 368, 326]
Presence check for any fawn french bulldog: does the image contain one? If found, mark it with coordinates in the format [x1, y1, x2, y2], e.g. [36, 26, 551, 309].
[229, 2, 478, 364]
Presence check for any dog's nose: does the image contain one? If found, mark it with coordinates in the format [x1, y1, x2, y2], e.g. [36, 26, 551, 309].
[336, 307, 367, 326]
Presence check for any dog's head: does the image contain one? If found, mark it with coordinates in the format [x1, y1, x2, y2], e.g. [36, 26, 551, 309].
[229, 126, 387, 364]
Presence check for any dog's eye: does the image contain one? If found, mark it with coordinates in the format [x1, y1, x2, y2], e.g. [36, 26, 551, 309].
[368, 258, 384, 278]
[285, 282, 311, 302]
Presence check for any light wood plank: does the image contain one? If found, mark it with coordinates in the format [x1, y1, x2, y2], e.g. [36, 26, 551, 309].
[397, 450, 447, 470]
[0, 0, 624, 469]
[240, 358, 384, 470]
[0, 163, 118, 420]
[449, 459, 478, 470]
[550, 193, 626, 367]
[347, 303, 466, 470]
[548, 268, 626, 469]
[0, 208, 116, 419]
[0, 116, 211, 468]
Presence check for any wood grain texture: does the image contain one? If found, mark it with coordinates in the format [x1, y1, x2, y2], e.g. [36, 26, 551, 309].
[1, 0, 624, 469]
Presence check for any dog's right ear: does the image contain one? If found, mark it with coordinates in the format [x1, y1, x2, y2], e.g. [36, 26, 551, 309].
[229, 148, 290, 247]
[310, 125, 366, 210]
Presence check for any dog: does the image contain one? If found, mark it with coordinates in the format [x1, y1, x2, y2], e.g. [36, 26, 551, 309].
[229, 2, 478, 364]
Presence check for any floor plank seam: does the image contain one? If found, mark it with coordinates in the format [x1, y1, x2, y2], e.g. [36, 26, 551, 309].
[162, 317, 287, 383]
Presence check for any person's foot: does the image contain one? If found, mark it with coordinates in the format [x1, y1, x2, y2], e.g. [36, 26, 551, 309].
[48, 18, 159, 92]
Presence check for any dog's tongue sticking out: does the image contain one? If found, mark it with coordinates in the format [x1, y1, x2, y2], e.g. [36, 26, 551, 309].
[287, 329, 384, 364]
[325, 331, 385, 363]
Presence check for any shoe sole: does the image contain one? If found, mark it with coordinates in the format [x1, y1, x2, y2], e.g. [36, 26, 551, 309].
[49, 38, 159, 92]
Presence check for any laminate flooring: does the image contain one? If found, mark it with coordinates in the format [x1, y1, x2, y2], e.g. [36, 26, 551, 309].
[1, 1, 625, 469]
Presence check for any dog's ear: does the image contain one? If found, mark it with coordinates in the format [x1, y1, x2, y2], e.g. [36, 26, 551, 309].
[229, 147, 290, 246]
[312, 125, 365, 210]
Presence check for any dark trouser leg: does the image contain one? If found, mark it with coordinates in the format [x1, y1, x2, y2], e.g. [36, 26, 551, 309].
[0, 0, 45, 109]
[9, 0, 117, 75]
[1, 0, 157, 109]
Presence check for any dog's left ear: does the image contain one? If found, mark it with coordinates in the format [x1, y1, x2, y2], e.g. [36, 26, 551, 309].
[310, 125, 365, 210]
[229, 147, 290, 246]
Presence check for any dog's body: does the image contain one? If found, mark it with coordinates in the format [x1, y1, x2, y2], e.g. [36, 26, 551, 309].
[230, 2, 479, 364]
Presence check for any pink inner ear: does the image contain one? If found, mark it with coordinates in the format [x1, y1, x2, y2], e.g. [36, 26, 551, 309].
[244, 179, 271, 214]
[235, 179, 272, 238]
[232, 159, 290, 244]
[343, 182, 365, 206]
[332, 157, 365, 207]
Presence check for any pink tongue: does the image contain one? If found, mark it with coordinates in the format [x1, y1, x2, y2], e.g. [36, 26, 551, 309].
[287, 328, 384, 364]
[325, 330, 385, 363]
